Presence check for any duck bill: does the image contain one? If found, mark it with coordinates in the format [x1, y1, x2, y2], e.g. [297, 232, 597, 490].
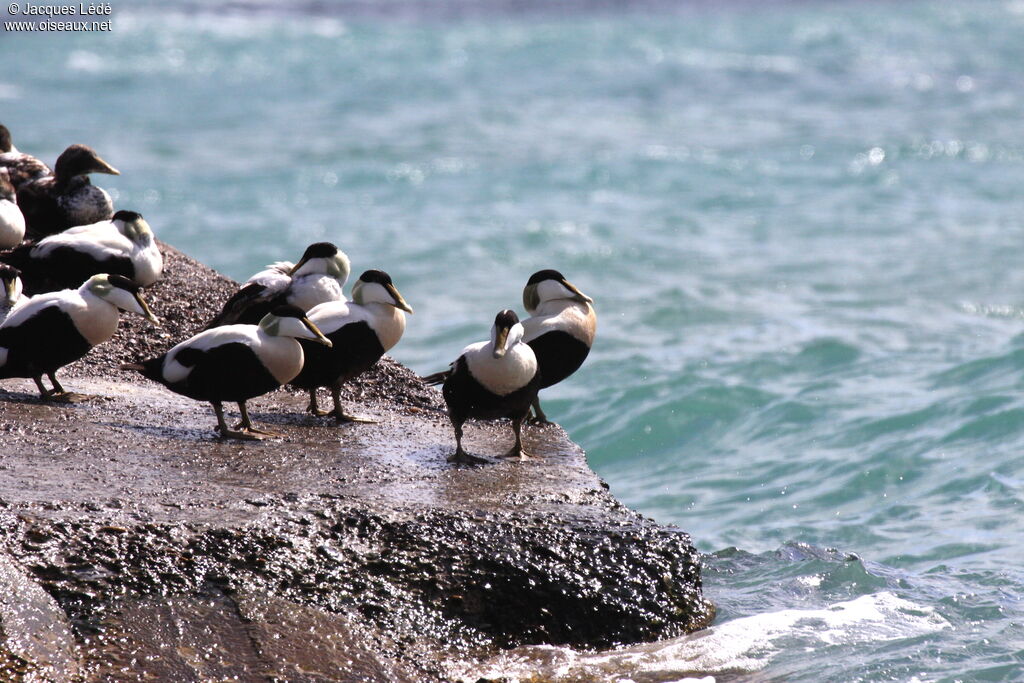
[562, 278, 593, 304]
[386, 283, 414, 314]
[492, 327, 510, 359]
[303, 317, 333, 347]
[288, 257, 309, 276]
[135, 293, 160, 324]
[93, 155, 120, 176]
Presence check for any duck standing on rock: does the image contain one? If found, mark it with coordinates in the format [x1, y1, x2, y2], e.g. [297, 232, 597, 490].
[17, 144, 119, 238]
[0, 273, 158, 400]
[290, 269, 413, 423]
[125, 305, 333, 440]
[0, 124, 51, 188]
[422, 309, 540, 465]
[205, 242, 350, 328]
[0, 169, 26, 249]
[520, 269, 596, 425]
[0, 264, 26, 324]
[1, 209, 163, 292]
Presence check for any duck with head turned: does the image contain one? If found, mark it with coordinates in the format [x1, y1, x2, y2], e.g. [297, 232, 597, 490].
[205, 242, 351, 328]
[125, 305, 333, 440]
[17, 143, 119, 239]
[422, 309, 540, 465]
[1, 209, 162, 292]
[0, 273, 158, 400]
[290, 269, 413, 423]
[519, 269, 596, 425]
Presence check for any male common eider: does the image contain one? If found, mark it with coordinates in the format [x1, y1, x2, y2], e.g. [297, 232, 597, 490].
[0, 169, 26, 249]
[2, 209, 162, 291]
[0, 264, 26, 324]
[290, 270, 413, 423]
[0, 125, 51, 188]
[422, 309, 540, 465]
[125, 305, 332, 440]
[17, 144, 119, 238]
[0, 273, 158, 399]
[520, 269, 596, 424]
[206, 242, 351, 328]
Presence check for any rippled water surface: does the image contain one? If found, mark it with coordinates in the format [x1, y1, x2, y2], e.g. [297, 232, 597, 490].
[4, 1, 1024, 679]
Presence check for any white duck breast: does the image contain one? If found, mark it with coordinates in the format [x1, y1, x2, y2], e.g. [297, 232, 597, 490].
[0, 197, 25, 249]
[423, 309, 541, 464]
[464, 328, 538, 397]
[518, 270, 596, 422]
[0, 170, 25, 249]
[290, 271, 413, 422]
[0, 274, 157, 397]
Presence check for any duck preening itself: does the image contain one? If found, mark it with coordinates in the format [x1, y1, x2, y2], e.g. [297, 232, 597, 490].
[0, 264, 26, 324]
[520, 269, 596, 424]
[290, 269, 412, 423]
[0, 274, 158, 399]
[1, 210, 162, 292]
[422, 309, 540, 465]
[16, 144, 119, 239]
[124, 305, 332, 440]
[0, 169, 26, 249]
[205, 242, 350, 328]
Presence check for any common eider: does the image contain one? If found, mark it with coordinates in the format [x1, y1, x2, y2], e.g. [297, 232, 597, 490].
[2, 209, 162, 292]
[17, 144, 119, 238]
[0, 125, 50, 188]
[125, 305, 333, 440]
[0, 169, 26, 249]
[520, 269, 596, 424]
[422, 309, 540, 465]
[0, 264, 26, 324]
[206, 242, 350, 328]
[290, 270, 412, 423]
[0, 273, 158, 399]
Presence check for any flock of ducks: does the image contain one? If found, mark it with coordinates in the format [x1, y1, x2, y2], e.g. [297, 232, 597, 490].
[0, 125, 598, 464]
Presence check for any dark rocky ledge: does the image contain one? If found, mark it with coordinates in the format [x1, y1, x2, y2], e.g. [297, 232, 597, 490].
[0, 243, 714, 681]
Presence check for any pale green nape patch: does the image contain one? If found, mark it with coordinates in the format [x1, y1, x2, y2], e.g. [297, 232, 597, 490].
[85, 274, 112, 297]
[329, 252, 351, 280]
[523, 283, 539, 313]
[351, 279, 366, 305]
[259, 314, 281, 336]
[126, 217, 153, 244]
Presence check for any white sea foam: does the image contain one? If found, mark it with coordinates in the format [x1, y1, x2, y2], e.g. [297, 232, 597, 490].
[461, 592, 951, 683]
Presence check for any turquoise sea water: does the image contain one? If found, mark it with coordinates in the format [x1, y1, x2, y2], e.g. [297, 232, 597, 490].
[4, 1, 1024, 679]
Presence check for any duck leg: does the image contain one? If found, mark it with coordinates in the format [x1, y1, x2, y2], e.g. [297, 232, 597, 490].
[447, 420, 488, 465]
[306, 389, 331, 416]
[32, 375, 52, 399]
[34, 373, 71, 401]
[328, 384, 375, 424]
[213, 401, 261, 441]
[501, 416, 533, 460]
[526, 396, 555, 426]
[237, 401, 281, 437]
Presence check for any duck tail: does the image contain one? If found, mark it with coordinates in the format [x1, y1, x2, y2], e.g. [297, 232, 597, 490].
[419, 369, 451, 386]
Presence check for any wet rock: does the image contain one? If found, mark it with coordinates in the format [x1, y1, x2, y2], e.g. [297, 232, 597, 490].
[0, 244, 714, 680]
[0, 546, 80, 681]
